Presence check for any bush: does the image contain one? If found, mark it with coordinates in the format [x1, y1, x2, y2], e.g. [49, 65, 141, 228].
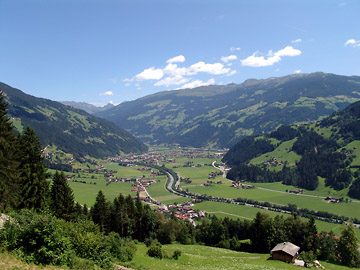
[147, 242, 163, 259]
[172, 249, 181, 260]
[0, 210, 71, 266]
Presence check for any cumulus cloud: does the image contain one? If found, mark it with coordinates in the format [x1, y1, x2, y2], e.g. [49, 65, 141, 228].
[292, 38, 302, 43]
[100, 91, 113, 96]
[166, 55, 186, 64]
[155, 75, 190, 87]
[179, 78, 215, 89]
[221, 55, 238, 63]
[295, 69, 302, 73]
[226, 70, 237, 76]
[241, 46, 301, 67]
[135, 67, 164, 80]
[189, 61, 230, 75]
[345, 39, 360, 48]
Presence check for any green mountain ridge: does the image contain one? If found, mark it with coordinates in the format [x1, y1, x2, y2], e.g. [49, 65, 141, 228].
[222, 99, 360, 199]
[0, 82, 147, 158]
[60, 100, 114, 114]
[96, 72, 360, 148]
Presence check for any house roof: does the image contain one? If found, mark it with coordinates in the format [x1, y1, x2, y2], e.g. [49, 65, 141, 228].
[271, 242, 300, 257]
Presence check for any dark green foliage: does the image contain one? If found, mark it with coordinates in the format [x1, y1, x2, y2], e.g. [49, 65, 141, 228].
[91, 190, 110, 233]
[0, 209, 71, 266]
[222, 137, 275, 167]
[18, 126, 49, 210]
[348, 177, 360, 199]
[172, 249, 181, 260]
[317, 231, 338, 262]
[50, 171, 75, 220]
[337, 224, 360, 267]
[0, 92, 21, 211]
[299, 250, 317, 266]
[0, 82, 147, 158]
[147, 241, 163, 259]
[269, 125, 298, 141]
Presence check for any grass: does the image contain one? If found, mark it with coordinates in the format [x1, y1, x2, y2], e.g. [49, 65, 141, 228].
[125, 243, 352, 270]
[192, 201, 360, 238]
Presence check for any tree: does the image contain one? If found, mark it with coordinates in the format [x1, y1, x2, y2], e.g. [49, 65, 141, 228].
[50, 171, 75, 220]
[337, 224, 360, 267]
[0, 92, 20, 210]
[18, 126, 49, 210]
[91, 190, 110, 233]
[250, 212, 274, 252]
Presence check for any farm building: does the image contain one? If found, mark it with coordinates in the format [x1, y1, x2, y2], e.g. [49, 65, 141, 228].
[270, 242, 300, 262]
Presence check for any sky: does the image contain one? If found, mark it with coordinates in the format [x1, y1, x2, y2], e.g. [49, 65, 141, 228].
[0, 0, 359, 106]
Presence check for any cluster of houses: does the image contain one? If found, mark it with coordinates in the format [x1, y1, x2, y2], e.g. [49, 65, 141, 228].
[158, 200, 206, 226]
[325, 196, 342, 203]
[288, 189, 304, 194]
[263, 157, 283, 167]
[231, 181, 255, 189]
[130, 178, 157, 193]
[208, 171, 222, 179]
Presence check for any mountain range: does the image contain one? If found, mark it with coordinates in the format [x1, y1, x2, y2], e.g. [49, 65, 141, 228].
[60, 101, 114, 114]
[0, 82, 147, 158]
[96, 72, 360, 148]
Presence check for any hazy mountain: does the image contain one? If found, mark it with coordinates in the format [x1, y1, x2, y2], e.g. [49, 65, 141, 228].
[60, 101, 114, 114]
[96, 72, 360, 148]
[0, 82, 147, 158]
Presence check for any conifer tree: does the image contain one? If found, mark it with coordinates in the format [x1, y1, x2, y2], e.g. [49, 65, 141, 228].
[0, 92, 20, 211]
[50, 171, 74, 220]
[337, 224, 360, 267]
[91, 190, 110, 232]
[18, 126, 49, 210]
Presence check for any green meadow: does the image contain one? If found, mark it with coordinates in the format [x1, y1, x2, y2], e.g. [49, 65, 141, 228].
[124, 243, 351, 270]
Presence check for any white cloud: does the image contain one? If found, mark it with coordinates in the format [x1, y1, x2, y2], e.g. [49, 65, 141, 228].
[100, 91, 113, 96]
[155, 75, 190, 87]
[163, 63, 191, 76]
[221, 55, 238, 63]
[179, 78, 215, 89]
[344, 39, 360, 48]
[292, 38, 302, 43]
[230, 47, 241, 51]
[295, 69, 302, 73]
[189, 61, 230, 75]
[135, 67, 164, 80]
[167, 55, 186, 64]
[226, 70, 237, 76]
[241, 46, 301, 67]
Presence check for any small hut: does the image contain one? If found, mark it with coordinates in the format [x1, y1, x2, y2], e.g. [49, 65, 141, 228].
[270, 242, 300, 262]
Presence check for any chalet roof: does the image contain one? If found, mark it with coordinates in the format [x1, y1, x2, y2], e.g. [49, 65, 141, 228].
[271, 242, 300, 257]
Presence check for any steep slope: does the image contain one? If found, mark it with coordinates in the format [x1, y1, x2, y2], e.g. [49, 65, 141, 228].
[96, 72, 360, 148]
[60, 101, 114, 114]
[222, 100, 360, 198]
[0, 82, 147, 158]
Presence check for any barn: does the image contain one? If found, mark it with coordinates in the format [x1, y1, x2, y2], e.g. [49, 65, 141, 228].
[270, 242, 300, 262]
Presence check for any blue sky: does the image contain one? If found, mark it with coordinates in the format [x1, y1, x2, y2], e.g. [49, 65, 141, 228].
[1, 0, 359, 106]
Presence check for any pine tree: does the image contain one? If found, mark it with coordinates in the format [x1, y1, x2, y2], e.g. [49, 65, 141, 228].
[50, 171, 74, 220]
[0, 92, 20, 211]
[18, 126, 49, 210]
[91, 190, 110, 232]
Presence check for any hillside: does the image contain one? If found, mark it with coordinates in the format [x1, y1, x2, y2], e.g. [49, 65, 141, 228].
[96, 72, 360, 148]
[0, 82, 147, 158]
[222, 100, 360, 199]
[60, 101, 114, 114]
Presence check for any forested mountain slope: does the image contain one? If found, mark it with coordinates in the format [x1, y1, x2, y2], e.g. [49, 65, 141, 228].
[96, 72, 360, 148]
[60, 101, 114, 114]
[222, 100, 360, 199]
[0, 82, 147, 158]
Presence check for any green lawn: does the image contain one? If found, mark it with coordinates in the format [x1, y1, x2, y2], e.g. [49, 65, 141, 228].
[123, 243, 352, 270]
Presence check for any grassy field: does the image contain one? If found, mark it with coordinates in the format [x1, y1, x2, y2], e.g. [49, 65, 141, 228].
[124, 243, 352, 270]
[184, 182, 360, 219]
[192, 201, 359, 238]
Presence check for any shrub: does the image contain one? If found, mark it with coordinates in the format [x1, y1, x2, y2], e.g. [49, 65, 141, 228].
[172, 249, 181, 260]
[147, 242, 163, 259]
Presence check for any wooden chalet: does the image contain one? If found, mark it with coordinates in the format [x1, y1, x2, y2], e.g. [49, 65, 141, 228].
[270, 242, 300, 262]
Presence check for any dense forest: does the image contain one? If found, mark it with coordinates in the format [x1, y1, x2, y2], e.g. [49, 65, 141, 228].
[1, 92, 360, 269]
[223, 101, 360, 197]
